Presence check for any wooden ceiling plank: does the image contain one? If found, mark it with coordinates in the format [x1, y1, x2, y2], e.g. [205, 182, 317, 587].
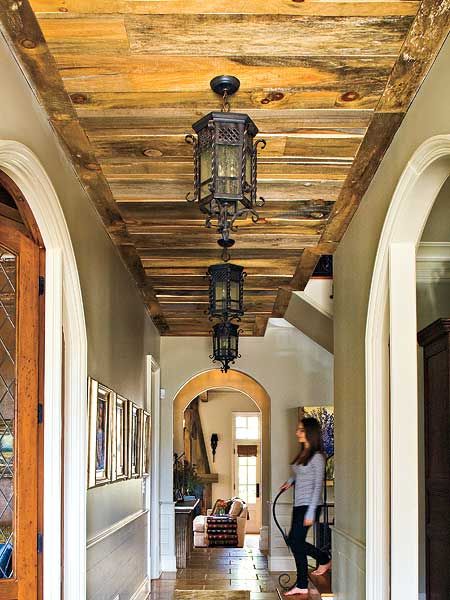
[118, 200, 336, 224]
[139, 247, 303, 259]
[156, 288, 277, 302]
[102, 160, 353, 179]
[79, 108, 374, 135]
[0, 0, 168, 333]
[31, 1, 420, 18]
[68, 89, 380, 111]
[51, 53, 394, 96]
[145, 267, 298, 276]
[110, 179, 343, 202]
[276, 0, 450, 320]
[90, 134, 362, 161]
[40, 15, 129, 54]
[151, 276, 294, 289]
[126, 15, 414, 57]
[135, 234, 320, 250]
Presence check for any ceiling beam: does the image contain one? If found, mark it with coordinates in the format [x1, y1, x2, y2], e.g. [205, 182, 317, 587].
[0, 0, 168, 333]
[272, 0, 450, 324]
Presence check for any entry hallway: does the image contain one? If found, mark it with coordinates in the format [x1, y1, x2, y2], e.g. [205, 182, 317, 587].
[149, 536, 326, 599]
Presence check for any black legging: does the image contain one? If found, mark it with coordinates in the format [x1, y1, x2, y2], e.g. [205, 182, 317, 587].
[288, 505, 330, 589]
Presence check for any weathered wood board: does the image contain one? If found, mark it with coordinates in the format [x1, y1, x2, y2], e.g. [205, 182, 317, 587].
[2, 0, 442, 336]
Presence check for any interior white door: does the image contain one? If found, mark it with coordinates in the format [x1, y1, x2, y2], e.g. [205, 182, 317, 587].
[234, 443, 261, 534]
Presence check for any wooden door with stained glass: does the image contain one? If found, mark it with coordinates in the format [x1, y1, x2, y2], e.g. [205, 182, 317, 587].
[0, 218, 40, 600]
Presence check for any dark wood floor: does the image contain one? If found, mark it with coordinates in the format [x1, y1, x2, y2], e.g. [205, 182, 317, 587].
[149, 536, 329, 599]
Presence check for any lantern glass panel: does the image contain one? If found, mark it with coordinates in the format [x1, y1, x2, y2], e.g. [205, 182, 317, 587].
[230, 279, 239, 305]
[214, 279, 227, 313]
[245, 146, 252, 192]
[216, 144, 241, 196]
[200, 145, 212, 201]
[219, 332, 228, 352]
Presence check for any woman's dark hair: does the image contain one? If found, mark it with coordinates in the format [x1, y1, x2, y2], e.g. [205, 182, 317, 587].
[292, 417, 324, 465]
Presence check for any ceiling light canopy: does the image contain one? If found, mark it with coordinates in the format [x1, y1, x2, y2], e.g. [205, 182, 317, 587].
[186, 75, 266, 261]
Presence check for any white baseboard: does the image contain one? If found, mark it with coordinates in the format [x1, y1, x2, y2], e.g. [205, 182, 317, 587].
[160, 554, 177, 572]
[268, 555, 295, 572]
[130, 577, 150, 600]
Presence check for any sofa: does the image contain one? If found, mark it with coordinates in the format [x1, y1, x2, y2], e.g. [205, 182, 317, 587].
[193, 498, 248, 548]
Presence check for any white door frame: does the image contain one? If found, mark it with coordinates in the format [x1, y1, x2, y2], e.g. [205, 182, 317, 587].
[366, 135, 450, 599]
[147, 355, 161, 580]
[0, 141, 88, 599]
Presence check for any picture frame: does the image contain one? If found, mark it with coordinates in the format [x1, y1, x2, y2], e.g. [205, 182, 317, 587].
[138, 409, 151, 477]
[88, 378, 114, 488]
[125, 401, 140, 478]
[298, 405, 335, 481]
[113, 395, 127, 481]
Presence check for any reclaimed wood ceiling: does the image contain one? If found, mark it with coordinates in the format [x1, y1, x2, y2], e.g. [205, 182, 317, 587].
[1, 1, 449, 335]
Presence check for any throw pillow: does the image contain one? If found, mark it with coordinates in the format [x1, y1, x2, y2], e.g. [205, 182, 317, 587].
[229, 499, 244, 517]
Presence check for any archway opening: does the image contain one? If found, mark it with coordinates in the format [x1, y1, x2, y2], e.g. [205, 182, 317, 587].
[366, 135, 450, 599]
[173, 369, 271, 538]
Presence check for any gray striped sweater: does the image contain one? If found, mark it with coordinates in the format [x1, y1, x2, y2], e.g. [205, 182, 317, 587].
[287, 452, 325, 522]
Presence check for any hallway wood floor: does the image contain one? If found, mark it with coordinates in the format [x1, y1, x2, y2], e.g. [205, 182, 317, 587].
[149, 537, 325, 599]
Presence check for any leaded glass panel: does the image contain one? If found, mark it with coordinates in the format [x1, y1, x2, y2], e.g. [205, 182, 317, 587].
[0, 247, 16, 580]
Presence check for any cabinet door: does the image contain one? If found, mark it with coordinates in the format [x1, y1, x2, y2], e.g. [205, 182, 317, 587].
[0, 219, 40, 600]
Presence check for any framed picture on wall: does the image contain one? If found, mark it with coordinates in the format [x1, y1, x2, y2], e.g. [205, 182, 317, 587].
[138, 409, 151, 477]
[125, 401, 140, 478]
[113, 395, 127, 481]
[88, 378, 114, 488]
[298, 406, 335, 481]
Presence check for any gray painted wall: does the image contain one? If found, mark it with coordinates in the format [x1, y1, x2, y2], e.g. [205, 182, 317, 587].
[0, 34, 160, 599]
[333, 37, 450, 599]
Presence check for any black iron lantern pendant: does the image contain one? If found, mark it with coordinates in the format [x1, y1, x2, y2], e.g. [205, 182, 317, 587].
[210, 320, 241, 373]
[207, 263, 245, 320]
[186, 75, 266, 261]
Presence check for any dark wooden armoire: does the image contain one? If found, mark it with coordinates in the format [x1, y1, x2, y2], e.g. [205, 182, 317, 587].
[418, 318, 450, 600]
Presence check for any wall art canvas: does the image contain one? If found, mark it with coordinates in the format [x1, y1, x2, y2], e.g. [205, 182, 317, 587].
[138, 409, 151, 476]
[113, 395, 127, 481]
[125, 401, 140, 478]
[88, 378, 114, 487]
[298, 406, 334, 481]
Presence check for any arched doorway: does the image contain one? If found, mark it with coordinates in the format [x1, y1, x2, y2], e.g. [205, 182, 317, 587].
[0, 141, 87, 600]
[173, 369, 271, 529]
[366, 135, 450, 599]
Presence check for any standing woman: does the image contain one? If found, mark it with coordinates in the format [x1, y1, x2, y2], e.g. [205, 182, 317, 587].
[280, 417, 331, 596]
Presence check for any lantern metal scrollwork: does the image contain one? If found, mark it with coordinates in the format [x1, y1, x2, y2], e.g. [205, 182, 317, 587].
[207, 263, 245, 320]
[210, 321, 241, 373]
[186, 75, 266, 261]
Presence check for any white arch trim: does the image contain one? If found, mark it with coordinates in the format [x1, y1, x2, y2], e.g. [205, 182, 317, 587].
[0, 141, 87, 600]
[366, 134, 450, 600]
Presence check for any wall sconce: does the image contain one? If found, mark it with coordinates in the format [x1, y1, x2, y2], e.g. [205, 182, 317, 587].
[210, 433, 219, 462]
